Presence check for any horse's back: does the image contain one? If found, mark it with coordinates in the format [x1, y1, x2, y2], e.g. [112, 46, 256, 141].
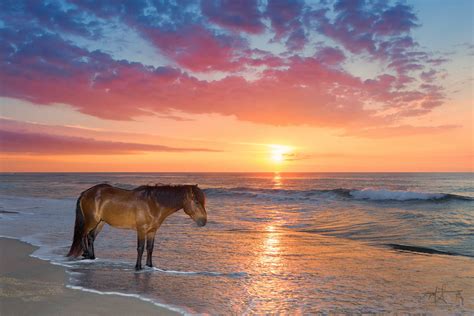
[81, 184, 133, 201]
[80, 184, 148, 229]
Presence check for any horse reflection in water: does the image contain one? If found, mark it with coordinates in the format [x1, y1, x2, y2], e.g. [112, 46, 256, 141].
[67, 184, 207, 270]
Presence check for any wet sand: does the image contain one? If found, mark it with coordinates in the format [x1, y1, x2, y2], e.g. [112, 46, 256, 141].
[0, 238, 179, 316]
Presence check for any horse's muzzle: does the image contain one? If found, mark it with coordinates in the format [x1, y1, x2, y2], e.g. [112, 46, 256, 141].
[196, 218, 207, 227]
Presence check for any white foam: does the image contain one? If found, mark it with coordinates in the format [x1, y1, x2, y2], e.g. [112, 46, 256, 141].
[152, 267, 246, 278]
[0, 235, 189, 315]
[350, 189, 446, 201]
[65, 285, 189, 315]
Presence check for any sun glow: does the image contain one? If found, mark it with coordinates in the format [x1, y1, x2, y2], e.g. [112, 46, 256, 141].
[269, 145, 292, 164]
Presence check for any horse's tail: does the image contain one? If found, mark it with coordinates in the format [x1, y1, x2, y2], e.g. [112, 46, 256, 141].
[67, 194, 85, 257]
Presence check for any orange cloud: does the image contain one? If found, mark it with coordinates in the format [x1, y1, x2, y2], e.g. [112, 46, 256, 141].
[344, 125, 459, 138]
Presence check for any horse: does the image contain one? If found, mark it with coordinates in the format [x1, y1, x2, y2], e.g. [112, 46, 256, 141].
[67, 183, 207, 270]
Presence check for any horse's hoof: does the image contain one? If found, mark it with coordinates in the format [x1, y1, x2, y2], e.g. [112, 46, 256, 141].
[135, 266, 142, 271]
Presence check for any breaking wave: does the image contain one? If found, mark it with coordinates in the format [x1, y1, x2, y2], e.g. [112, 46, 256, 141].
[204, 187, 473, 202]
[348, 189, 472, 201]
[386, 244, 474, 258]
[152, 267, 247, 278]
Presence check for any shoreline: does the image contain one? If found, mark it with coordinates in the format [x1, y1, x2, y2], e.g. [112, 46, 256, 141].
[0, 237, 180, 316]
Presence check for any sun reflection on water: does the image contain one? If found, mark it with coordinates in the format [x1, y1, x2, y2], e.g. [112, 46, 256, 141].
[243, 221, 304, 312]
[272, 172, 283, 189]
[262, 225, 281, 273]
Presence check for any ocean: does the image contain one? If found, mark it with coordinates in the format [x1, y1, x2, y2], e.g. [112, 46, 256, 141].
[0, 172, 473, 314]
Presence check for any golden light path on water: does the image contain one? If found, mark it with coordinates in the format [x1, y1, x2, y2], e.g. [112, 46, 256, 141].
[232, 172, 474, 314]
[272, 172, 282, 189]
[261, 224, 281, 275]
[243, 171, 310, 313]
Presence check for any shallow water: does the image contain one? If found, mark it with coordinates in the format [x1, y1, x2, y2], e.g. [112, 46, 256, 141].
[1, 173, 473, 314]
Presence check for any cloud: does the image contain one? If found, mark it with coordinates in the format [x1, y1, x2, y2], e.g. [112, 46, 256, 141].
[0, 117, 181, 144]
[315, 46, 346, 65]
[282, 152, 313, 161]
[144, 25, 249, 72]
[74, 0, 251, 72]
[266, 0, 307, 50]
[0, 0, 451, 132]
[343, 125, 459, 138]
[1, 0, 102, 38]
[0, 29, 443, 128]
[155, 114, 195, 122]
[0, 130, 220, 155]
[310, 0, 447, 90]
[201, 0, 265, 34]
[313, 1, 419, 56]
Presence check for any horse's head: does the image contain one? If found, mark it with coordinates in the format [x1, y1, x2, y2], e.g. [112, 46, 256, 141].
[183, 185, 207, 227]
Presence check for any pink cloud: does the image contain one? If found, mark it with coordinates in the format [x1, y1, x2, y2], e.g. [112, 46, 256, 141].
[0, 0, 449, 133]
[315, 47, 346, 65]
[1, 32, 446, 129]
[344, 125, 459, 138]
[142, 25, 247, 72]
[0, 129, 220, 155]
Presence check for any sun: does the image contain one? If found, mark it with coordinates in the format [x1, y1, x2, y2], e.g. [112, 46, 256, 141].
[269, 145, 292, 164]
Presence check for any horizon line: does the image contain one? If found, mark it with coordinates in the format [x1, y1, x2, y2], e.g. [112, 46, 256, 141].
[1, 171, 472, 174]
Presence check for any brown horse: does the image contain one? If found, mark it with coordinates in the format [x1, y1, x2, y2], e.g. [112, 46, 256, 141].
[67, 183, 207, 270]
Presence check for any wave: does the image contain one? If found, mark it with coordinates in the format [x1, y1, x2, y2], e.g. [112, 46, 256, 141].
[348, 189, 472, 201]
[65, 285, 188, 315]
[386, 243, 474, 258]
[204, 187, 473, 202]
[152, 267, 247, 278]
[61, 256, 247, 279]
[0, 235, 191, 315]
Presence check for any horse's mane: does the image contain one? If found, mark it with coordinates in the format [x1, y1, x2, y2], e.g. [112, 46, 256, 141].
[133, 184, 205, 208]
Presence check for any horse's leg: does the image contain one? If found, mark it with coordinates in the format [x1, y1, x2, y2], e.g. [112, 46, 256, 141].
[145, 230, 157, 268]
[81, 235, 90, 258]
[86, 221, 105, 259]
[135, 229, 146, 271]
[81, 219, 100, 260]
[86, 234, 95, 259]
[93, 221, 105, 239]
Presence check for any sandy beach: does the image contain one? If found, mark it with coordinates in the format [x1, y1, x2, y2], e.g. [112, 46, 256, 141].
[0, 238, 179, 316]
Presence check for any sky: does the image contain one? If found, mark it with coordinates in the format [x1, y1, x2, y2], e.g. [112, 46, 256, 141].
[0, 0, 472, 172]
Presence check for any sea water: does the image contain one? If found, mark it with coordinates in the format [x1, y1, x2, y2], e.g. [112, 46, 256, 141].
[0, 173, 473, 314]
